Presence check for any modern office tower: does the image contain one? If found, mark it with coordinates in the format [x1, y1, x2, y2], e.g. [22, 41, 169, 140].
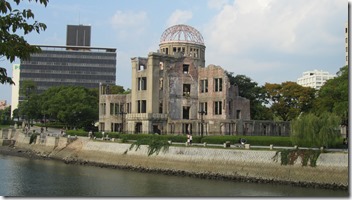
[66, 25, 91, 47]
[19, 25, 116, 94]
[297, 69, 336, 90]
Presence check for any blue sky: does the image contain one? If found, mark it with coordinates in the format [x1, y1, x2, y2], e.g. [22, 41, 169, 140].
[0, 0, 348, 105]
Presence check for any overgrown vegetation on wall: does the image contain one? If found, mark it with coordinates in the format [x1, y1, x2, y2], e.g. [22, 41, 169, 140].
[128, 137, 170, 156]
[272, 149, 321, 167]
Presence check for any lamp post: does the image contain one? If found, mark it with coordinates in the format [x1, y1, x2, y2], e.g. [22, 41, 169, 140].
[119, 111, 127, 133]
[198, 110, 206, 137]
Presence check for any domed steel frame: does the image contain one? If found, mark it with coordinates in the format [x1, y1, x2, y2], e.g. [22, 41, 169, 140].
[160, 24, 204, 45]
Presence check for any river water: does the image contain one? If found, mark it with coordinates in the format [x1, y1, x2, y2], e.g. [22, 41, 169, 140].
[0, 154, 348, 197]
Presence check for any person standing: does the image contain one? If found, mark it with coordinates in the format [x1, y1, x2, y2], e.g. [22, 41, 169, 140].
[186, 133, 190, 146]
[189, 134, 193, 145]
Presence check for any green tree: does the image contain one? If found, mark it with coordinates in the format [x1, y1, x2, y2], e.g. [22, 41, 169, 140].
[18, 80, 39, 123]
[0, 0, 48, 85]
[12, 108, 19, 121]
[226, 72, 273, 120]
[314, 66, 348, 126]
[108, 85, 125, 94]
[40, 86, 98, 130]
[291, 112, 341, 148]
[265, 81, 316, 121]
[0, 106, 11, 125]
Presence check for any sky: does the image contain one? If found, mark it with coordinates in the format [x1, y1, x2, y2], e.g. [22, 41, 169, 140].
[0, 0, 348, 105]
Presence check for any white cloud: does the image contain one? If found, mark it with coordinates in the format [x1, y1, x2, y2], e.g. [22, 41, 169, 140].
[204, 0, 346, 84]
[166, 10, 193, 27]
[110, 10, 149, 39]
[207, 0, 230, 10]
[206, 0, 345, 54]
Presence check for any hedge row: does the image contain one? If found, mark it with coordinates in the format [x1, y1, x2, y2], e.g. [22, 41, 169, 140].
[65, 130, 294, 147]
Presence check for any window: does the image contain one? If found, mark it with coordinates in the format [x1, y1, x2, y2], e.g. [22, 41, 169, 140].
[214, 78, 222, 92]
[214, 101, 222, 115]
[137, 100, 147, 113]
[159, 102, 163, 113]
[183, 106, 190, 119]
[200, 79, 208, 93]
[127, 103, 131, 113]
[114, 103, 119, 115]
[101, 103, 106, 115]
[183, 84, 191, 96]
[138, 64, 146, 71]
[182, 123, 191, 134]
[138, 77, 147, 90]
[199, 102, 208, 115]
[110, 103, 114, 115]
[236, 110, 241, 119]
[183, 64, 189, 74]
[119, 104, 124, 113]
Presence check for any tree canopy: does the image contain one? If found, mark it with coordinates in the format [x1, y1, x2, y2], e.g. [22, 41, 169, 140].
[0, 0, 48, 85]
[40, 86, 99, 130]
[264, 81, 316, 121]
[313, 65, 348, 124]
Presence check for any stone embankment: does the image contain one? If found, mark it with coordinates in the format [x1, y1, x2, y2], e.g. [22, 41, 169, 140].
[0, 128, 348, 190]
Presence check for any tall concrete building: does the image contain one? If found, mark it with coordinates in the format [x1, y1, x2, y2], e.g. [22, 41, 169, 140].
[99, 25, 290, 136]
[10, 64, 20, 118]
[297, 69, 336, 90]
[12, 25, 117, 113]
[19, 25, 116, 94]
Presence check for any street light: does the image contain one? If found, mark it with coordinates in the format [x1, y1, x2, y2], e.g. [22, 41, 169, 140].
[119, 111, 127, 133]
[198, 110, 206, 137]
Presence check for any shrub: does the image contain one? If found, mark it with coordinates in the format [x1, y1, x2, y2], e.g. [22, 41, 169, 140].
[291, 112, 341, 148]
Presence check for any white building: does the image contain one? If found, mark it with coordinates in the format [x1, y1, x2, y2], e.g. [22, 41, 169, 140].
[297, 70, 336, 90]
[11, 64, 20, 118]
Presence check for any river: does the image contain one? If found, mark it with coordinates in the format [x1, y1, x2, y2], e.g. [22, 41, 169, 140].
[0, 154, 348, 197]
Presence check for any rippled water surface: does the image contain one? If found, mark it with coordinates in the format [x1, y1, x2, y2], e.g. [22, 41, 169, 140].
[0, 154, 348, 197]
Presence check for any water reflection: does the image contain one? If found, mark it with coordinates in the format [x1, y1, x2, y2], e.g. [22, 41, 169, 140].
[0, 154, 348, 197]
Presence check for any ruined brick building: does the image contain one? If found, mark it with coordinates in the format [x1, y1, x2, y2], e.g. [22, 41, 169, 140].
[99, 24, 290, 136]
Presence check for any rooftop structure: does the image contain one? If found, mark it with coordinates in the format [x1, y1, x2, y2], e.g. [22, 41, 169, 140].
[297, 69, 336, 90]
[160, 24, 204, 45]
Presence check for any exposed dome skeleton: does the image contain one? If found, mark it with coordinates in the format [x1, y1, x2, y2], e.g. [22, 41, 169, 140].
[160, 24, 204, 45]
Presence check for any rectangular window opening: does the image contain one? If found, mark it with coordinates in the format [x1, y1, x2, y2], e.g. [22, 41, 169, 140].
[183, 64, 189, 74]
[214, 78, 222, 92]
[183, 106, 190, 119]
[183, 84, 191, 96]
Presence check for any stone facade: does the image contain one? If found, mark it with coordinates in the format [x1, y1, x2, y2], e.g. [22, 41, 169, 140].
[98, 24, 290, 136]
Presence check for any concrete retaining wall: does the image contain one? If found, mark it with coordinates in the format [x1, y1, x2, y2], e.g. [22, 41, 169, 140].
[4, 130, 349, 187]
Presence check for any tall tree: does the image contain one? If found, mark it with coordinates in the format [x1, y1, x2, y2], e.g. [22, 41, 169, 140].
[18, 80, 39, 123]
[264, 81, 316, 121]
[40, 86, 98, 130]
[314, 65, 348, 127]
[0, 0, 48, 85]
[226, 72, 272, 120]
